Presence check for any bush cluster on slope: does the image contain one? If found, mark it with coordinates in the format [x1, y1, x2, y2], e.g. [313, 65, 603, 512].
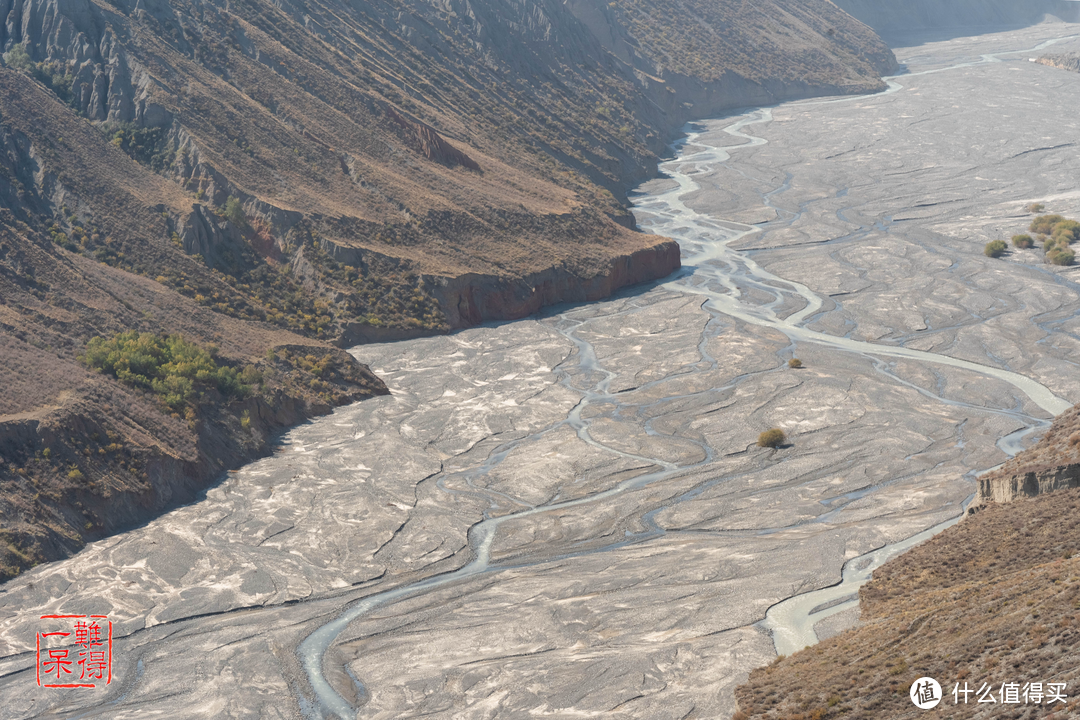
[79, 331, 250, 411]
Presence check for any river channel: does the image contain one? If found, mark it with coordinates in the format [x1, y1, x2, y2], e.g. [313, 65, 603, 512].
[4, 24, 1080, 720]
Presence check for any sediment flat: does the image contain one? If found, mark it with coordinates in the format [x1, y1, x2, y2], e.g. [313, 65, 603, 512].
[3, 24, 1080, 720]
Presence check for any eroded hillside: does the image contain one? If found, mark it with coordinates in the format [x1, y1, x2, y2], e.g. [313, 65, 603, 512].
[0, 0, 897, 576]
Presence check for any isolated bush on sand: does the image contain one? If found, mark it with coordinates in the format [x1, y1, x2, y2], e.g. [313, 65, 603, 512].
[1012, 234, 1034, 249]
[1026, 202, 1045, 213]
[788, 358, 803, 368]
[758, 428, 786, 448]
[984, 240, 1007, 258]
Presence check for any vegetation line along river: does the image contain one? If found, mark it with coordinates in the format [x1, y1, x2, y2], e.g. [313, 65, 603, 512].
[298, 36, 1077, 719]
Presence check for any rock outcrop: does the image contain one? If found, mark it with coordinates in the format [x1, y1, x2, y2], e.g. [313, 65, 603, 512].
[431, 239, 681, 327]
[975, 462, 1080, 507]
[1037, 52, 1080, 73]
[970, 406, 1080, 510]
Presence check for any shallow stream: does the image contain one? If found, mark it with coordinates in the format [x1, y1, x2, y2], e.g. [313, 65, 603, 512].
[299, 32, 1079, 719]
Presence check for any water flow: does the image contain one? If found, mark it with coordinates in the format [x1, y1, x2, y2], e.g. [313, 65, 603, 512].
[298, 36, 1077, 717]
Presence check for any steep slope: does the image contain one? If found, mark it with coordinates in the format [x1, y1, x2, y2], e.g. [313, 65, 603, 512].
[0, 0, 896, 334]
[974, 405, 1080, 507]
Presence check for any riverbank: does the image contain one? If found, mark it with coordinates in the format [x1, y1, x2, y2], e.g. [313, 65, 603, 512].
[2, 24, 1080, 719]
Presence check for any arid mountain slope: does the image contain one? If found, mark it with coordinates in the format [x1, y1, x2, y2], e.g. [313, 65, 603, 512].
[735, 486, 1080, 719]
[0, 0, 895, 328]
[0, 0, 897, 577]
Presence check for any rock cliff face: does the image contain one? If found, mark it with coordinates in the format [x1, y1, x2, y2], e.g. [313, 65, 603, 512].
[972, 405, 1080, 509]
[1038, 52, 1080, 72]
[975, 462, 1080, 506]
[431, 239, 681, 327]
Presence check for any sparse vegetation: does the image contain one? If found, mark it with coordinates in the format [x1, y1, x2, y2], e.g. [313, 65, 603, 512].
[758, 428, 786, 448]
[788, 358, 803, 368]
[1049, 248, 1076, 266]
[1030, 214, 1066, 235]
[223, 196, 248, 229]
[79, 331, 250, 410]
[735, 486, 1080, 719]
[984, 239, 1007, 258]
[1027, 202, 1046, 213]
[991, 215, 1080, 266]
[4, 43, 74, 107]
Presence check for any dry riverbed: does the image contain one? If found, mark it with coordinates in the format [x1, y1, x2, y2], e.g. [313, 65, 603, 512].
[3, 23, 1080, 720]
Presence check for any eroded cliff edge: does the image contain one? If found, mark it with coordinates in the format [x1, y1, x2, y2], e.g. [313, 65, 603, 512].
[972, 404, 1080, 508]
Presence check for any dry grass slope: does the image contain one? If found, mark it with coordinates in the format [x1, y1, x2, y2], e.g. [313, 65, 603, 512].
[735, 487, 1080, 719]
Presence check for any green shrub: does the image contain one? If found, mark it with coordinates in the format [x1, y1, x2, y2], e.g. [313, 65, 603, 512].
[66, 467, 83, 481]
[5, 43, 31, 70]
[1053, 220, 1080, 243]
[984, 240, 1007, 258]
[5, 44, 74, 105]
[79, 331, 250, 410]
[240, 410, 251, 430]
[758, 428, 786, 448]
[223, 196, 248, 229]
[240, 365, 263, 387]
[1031, 214, 1066, 235]
[788, 358, 803, 368]
[1049, 248, 1076, 266]
[102, 121, 173, 171]
[1012, 234, 1034, 249]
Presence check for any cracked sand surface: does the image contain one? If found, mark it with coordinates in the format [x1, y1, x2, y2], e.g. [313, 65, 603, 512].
[3, 24, 1080, 720]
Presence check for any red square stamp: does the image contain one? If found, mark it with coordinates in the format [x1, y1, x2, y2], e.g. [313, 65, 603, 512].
[36, 614, 112, 688]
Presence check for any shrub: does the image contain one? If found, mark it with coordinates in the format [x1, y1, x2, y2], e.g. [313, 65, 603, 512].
[1027, 202, 1046, 213]
[788, 358, 803, 368]
[1012, 234, 1034, 249]
[223, 196, 248, 229]
[5, 43, 31, 71]
[1054, 220, 1080, 243]
[240, 410, 251, 430]
[79, 331, 250, 410]
[1031, 214, 1066, 235]
[1049, 249, 1075, 266]
[240, 365, 263, 387]
[66, 467, 83, 481]
[102, 121, 173, 170]
[984, 240, 1007, 258]
[758, 428, 786, 448]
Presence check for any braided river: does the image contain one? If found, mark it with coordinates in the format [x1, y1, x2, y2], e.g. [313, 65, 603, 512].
[5, 24, 1080, 720]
